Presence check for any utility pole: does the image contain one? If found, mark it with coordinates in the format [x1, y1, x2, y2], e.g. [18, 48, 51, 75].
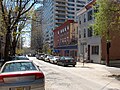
[106, 40, 111, 66]
[106, 29, 111, 66]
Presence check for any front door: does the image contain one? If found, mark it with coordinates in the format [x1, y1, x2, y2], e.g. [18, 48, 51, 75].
[88, 45, 90, 60]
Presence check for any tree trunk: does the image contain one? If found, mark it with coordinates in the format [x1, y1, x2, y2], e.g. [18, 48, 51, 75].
[11, 39, 17, 56]
[4, 32, 12, 63]
[10, 26, 17, 56]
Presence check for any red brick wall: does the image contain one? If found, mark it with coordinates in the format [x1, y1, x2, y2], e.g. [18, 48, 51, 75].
[54, 31, 58, 48]
[53, 20, 74, 48]
[101, 31, 120, 60]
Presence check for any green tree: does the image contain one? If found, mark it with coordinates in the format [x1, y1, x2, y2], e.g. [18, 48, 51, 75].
[93, 0, 120, 66]
[0, 0, 39, 62]
[43, 43, 50, 54]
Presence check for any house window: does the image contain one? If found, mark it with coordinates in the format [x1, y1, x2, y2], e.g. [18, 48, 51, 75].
[68, 7, 75, 10]
[88, 27, 93, 37]
[68, 16, 74, 19]
[88, 0, 92, 2]
[87, 10, 93, 21]
[79, 16, 81, 24]
[67, 25, 69, 30]
[77, 4, 84, 7]
[63, 29, 64, 33]
[68, 3, 75, 6]
[65, 28, 66, 31]
[84, 14, 86, 22]
[68, 12, 75, 14]
[84, 29, 86, 38]
[77, 0, 86, 4]
[79, 30, 81, 38]
[92, 46, 99, 55]
[68, 0, 75, 2]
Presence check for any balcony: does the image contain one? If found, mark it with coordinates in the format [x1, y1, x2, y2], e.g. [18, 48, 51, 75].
[55, 0, 67, 3]
[55, 3, 67, 7]
[55, 19, 65, 23]
[55, 7, 67, 11]
[55, 11, 67, 15]
[55, 15, 66, 19]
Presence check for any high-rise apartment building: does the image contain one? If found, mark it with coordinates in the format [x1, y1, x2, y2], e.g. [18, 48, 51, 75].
[31, 6, 43, 52]
[42, 0, 86, 49]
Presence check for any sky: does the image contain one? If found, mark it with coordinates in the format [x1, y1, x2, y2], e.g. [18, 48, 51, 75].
[22, 1, 43, 48]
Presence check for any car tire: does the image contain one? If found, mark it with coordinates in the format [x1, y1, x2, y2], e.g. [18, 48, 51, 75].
[53, 61, 54, 64]
[73, 65, 75, 67]
[57, 62, 59, 65]
[63, 63, 67, 67]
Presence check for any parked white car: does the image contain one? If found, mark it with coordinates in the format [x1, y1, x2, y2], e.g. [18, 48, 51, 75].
[50, 56, 60, 64]
[44, 55, 53, 62]
[0, 60, 45, 90]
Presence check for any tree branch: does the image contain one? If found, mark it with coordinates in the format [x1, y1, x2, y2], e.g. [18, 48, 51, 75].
[0, 0, 8, 28]
[20, 1, 37, 15]
[10, 0, 23, 30]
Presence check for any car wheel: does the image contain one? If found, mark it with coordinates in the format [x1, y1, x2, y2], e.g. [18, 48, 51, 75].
[57, 62, 59, 65]
[63, 63, 67, 67]
[73, 65, 75, 67]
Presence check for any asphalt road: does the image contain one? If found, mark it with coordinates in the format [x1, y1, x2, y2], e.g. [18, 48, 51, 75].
[30, 57, 120, 90]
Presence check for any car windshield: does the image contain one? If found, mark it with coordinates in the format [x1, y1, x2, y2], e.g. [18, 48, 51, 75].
[16, 56, 29, 60]
[61, 57, 73, 60]
[48, 56, 53, 58]
[2, 62, 37, 73]
[12, 56, 29, 60]
[54, 56, 59, 59]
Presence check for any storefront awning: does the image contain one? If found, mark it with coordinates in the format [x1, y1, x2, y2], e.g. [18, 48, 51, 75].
[53, 49, 60, 53]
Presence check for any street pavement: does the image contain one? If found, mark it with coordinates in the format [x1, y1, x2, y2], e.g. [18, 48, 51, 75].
[30, 57, 120, 90]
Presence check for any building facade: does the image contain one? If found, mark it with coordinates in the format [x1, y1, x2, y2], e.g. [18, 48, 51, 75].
[77, 0, 120, 66]
[53, 20, 78, 59]
[42, 0, 86, 49]
[77, 0, 101, 63]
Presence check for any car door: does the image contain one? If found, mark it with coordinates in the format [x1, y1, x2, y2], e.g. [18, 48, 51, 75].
[59, 57, 65, 65]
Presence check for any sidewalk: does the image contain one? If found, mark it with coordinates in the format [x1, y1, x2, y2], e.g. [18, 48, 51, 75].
[76, 62, 120, 78]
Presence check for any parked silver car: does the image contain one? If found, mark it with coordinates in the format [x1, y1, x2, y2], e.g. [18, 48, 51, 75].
[0, 60, 45, 90]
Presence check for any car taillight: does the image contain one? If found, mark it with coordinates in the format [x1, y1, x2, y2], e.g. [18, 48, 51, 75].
[66, 60, 68, 62]
[73, 60, 75, 62]
[0, 76, 4, 83]
[35, 73, 44, 79]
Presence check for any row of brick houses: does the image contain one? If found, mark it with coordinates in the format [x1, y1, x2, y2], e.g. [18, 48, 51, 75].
[53, 20, 78, 59]
[53, 0, 120, 66]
